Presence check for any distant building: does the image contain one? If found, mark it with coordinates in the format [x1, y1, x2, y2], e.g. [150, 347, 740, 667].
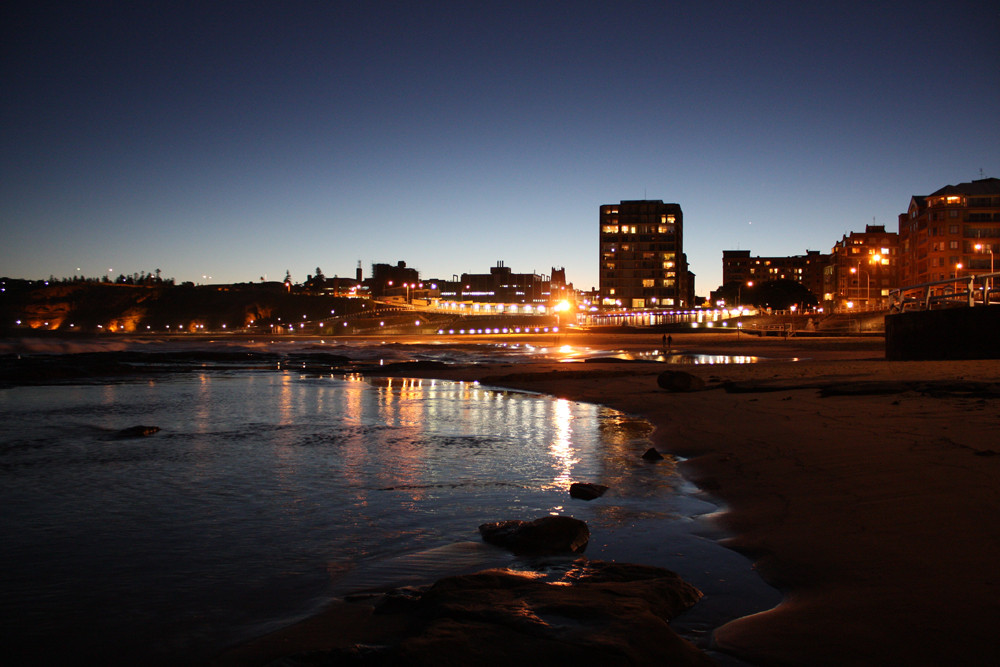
[898, 177, 1000, 285]
[599, 200, 690, 309]
[721, 249, 828, 300]
[433, 261, 553, 305]
[548, 266, 576, 306]
[369, 261, 420, 298]
[824, 225, 899, 311]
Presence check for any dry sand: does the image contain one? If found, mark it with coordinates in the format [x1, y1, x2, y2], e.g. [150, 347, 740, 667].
[216, 333, 1000, 666]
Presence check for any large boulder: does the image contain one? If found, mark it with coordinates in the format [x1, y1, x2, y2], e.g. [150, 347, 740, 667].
[478, 516, 590, 555]
[319, 559, 711, 666]
[657, 370, 705, 392]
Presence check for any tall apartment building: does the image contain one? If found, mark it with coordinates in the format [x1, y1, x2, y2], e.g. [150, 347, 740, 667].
[898, 177, 1000, 285]
[824, 225, 899, 310]
[721, 249, 828, 300]
[599, 200, 690, 309]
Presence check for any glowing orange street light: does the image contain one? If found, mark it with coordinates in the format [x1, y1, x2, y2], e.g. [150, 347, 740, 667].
[850, 265, 870, 305]
[975, 243, 995, 300]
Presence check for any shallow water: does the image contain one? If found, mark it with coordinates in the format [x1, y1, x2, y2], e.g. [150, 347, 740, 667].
[0, 341, 779, 664]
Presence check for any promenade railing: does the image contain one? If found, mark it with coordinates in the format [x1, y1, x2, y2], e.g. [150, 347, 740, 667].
[888, 272, 1000, 311]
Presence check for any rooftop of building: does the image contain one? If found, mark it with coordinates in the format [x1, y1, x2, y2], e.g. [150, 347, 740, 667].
[928, 177, 1000, 197]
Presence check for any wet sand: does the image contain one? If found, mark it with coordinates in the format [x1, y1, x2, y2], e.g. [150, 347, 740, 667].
[214, 332, 1000, 666]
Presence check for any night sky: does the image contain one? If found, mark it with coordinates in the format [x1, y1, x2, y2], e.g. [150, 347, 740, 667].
[3, 1, 998, 294]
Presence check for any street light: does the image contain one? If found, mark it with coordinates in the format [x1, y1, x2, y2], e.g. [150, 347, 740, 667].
[737, 280, 753, 307]
[975, 243, 994, 302]
[850, 265, 870, 309]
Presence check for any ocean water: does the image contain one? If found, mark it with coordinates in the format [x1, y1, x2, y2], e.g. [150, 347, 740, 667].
[0, 340, 778, 665]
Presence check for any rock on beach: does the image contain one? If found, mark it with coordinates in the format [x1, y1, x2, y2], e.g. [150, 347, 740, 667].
[302, 559, 711, 667]
[569, 482, 609, 500]
[657, 370, 706, 392]
[478, 516, 590, 555]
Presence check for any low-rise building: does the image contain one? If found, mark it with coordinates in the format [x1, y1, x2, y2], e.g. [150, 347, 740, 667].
[824, 225, 899, 311]
[431, 262, 563, 307]
[721, 249, 828, 299]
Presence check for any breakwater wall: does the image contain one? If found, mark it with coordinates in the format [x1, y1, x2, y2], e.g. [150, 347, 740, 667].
[885, 307, 1000, 360]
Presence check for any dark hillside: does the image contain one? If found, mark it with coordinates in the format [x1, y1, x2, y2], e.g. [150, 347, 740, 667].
[0, 280, 367, 334]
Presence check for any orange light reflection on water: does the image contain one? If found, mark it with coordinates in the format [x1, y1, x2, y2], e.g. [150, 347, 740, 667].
[547, 398, 578, 493]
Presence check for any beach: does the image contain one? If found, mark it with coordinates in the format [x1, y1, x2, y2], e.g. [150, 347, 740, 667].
[213, 332, 1000, 665]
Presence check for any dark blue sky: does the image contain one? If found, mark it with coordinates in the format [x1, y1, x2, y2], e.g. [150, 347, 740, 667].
[3, 1, 998, 293]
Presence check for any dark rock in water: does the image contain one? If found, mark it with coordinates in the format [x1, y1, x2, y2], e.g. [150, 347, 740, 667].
[378, 360, 450, 372]
[657, 370, 705, 392]
[641, 447, 664, 461]
[304, 559, 710, 666]
[478, 516, 589, 555]
[285, 352, 353, 367]
[569, 482, 609, 500]
[115, 425, 160, 438]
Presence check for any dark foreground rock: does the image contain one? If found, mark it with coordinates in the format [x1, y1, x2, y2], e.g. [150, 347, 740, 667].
[657, 370, 705, 392]
[479, 516, 589, 555]
[569, 482, 609, 500]
[278, 560, 711, 667]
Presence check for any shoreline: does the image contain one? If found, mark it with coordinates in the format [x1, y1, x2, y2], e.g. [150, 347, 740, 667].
[445, 336, 1000, 665]
[8, 332, 998, 664]
[216, 333, 1000, 665]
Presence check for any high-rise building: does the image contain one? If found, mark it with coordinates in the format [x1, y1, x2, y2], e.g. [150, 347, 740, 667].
[898, 177, 1000, 285]
[599, 200, 689, 309]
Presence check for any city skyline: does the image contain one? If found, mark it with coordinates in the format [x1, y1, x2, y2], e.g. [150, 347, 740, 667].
[3, 2, 998, 293]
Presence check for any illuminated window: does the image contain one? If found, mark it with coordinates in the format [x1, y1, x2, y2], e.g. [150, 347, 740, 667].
[658, 225, 667, 233]
[666, 215, 675, 223]
[642, 279, 655, 287]
[602, 225, 619, 233]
